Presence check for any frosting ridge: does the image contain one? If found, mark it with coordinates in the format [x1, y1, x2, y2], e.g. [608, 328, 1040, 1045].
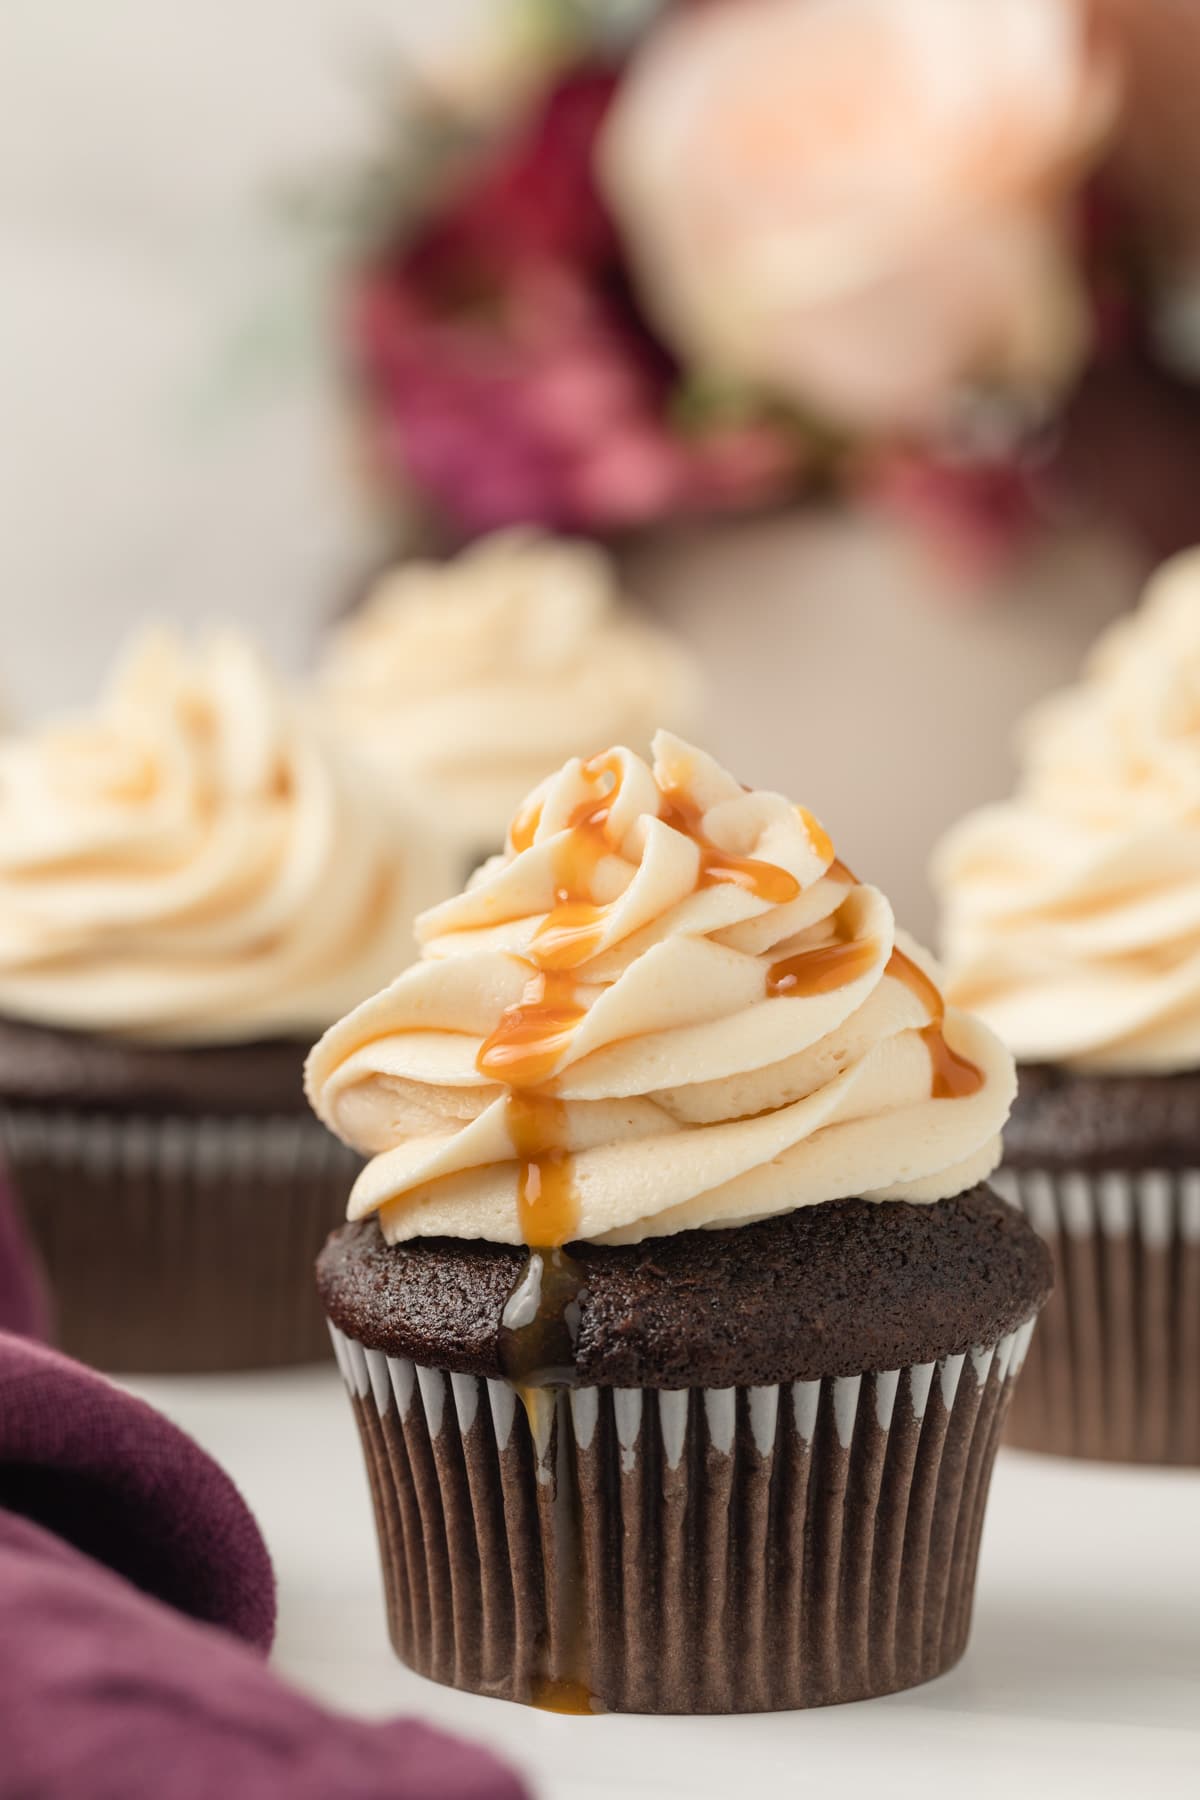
[0, 630, 449, 1044]
[936, 550, 1200, 1072]
[307, 733, 1013, 1246]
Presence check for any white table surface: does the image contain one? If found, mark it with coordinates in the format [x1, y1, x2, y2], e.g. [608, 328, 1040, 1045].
[126, 1364, 1200, 1800]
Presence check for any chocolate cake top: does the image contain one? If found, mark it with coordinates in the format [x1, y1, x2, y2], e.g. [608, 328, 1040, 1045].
[0, 1015, 309, 1116]
[1004, 1063, 1200, 1172]
[318, 1185, 1051, 1389]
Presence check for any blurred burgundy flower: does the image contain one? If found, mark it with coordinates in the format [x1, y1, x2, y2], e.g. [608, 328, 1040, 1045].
[868, 450, 1043, 581]
[349, 67, 799, 539]
[1053, 349, 1200, 559]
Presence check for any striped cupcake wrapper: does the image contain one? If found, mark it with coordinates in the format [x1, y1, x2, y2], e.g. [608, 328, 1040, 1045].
[994, 1167, 1200, 1465]
[330, 1315, 1037, 1713]
[0, 1106, 359, 1374]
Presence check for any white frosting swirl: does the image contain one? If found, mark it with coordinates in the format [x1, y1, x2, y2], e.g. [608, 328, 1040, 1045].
[307, 733, 1013, 1246]
[0, 630, 452, 1044]
[317, 531, 703, 862]
[936, 550, 1200, 1071]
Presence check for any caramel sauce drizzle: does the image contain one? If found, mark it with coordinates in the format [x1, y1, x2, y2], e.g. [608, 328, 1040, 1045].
[659, 775, 802, 907]
[477, 968, 587, 1094]
[480, 760, 626, 1293]
[509, 796, 544, 855]
[885, 946, 984, 1100]
[884, 942, 942, 1017]
[766, 899, 878, 998]
[477, 973, 587, 1371]
[759, 863, 984, 1099]
[529, 786, 619, 972]
[506, 1089, 577, 1250]
[532, 1677, 597, 1715]
[796, 805, 834, 866]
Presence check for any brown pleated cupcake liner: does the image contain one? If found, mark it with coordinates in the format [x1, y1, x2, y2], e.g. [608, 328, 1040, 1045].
[994, 1167, 1200, 1465]
[0, 1106, 359, 1374]
[329, 1315, 1037, 1714]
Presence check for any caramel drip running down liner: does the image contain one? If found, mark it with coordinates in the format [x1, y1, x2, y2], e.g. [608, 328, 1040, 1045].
[311, 735, 1023, 1718]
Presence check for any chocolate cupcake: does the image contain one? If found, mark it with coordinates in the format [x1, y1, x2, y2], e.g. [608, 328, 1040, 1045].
[936, 550, 1200, 1464]
[308, 732, 1049, 1713]
[0, 630, 451, 1372]
[316, 531, 702, 879]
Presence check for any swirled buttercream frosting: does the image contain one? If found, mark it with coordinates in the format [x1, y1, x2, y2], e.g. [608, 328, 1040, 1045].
[0, 630, 450, 1045]
[307, 733, 1013, 1247]
[317, 531, 703, 860]
[936, 550, 1200, 1072]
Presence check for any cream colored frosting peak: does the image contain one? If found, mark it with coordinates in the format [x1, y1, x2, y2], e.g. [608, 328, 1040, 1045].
[307, 733, 1013, 1247]
[0, 629, 451, 1045]
[936, 549, 1200, 1071]
[317, 531, 703, 860]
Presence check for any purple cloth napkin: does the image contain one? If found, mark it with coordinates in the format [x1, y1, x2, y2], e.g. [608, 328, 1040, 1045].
[0, 1330, 275, 1647]
[0, 1331, 529, 1798]
[0, 1167, 50, 1340]
[0, 1508, 528, 1800]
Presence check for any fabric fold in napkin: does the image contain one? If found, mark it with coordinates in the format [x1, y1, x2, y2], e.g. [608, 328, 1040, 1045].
[0, 1507, 528, 1800]
[0, 1329, 528, 1798]
[0, 1330, 275, 1647]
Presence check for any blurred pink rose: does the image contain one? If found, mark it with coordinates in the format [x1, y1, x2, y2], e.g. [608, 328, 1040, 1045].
[600, 0, 1118, 436]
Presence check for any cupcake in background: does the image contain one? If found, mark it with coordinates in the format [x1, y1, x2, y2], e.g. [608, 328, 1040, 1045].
[308, 731, 1049, 1713]
[935, 549, 1200, 1464]
[316, 531, 703, 876]
[0, 628, 452, 1373]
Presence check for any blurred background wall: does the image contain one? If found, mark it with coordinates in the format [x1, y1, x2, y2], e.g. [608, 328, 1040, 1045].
[0, 0, 490, 707]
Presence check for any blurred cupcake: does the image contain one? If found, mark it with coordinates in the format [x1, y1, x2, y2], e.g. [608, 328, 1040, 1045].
[935, 550, 1200, 1463]
[0, 629, 450, 1372]
[316, 531, 703, 876]
[308, 732, 1048, 1713]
